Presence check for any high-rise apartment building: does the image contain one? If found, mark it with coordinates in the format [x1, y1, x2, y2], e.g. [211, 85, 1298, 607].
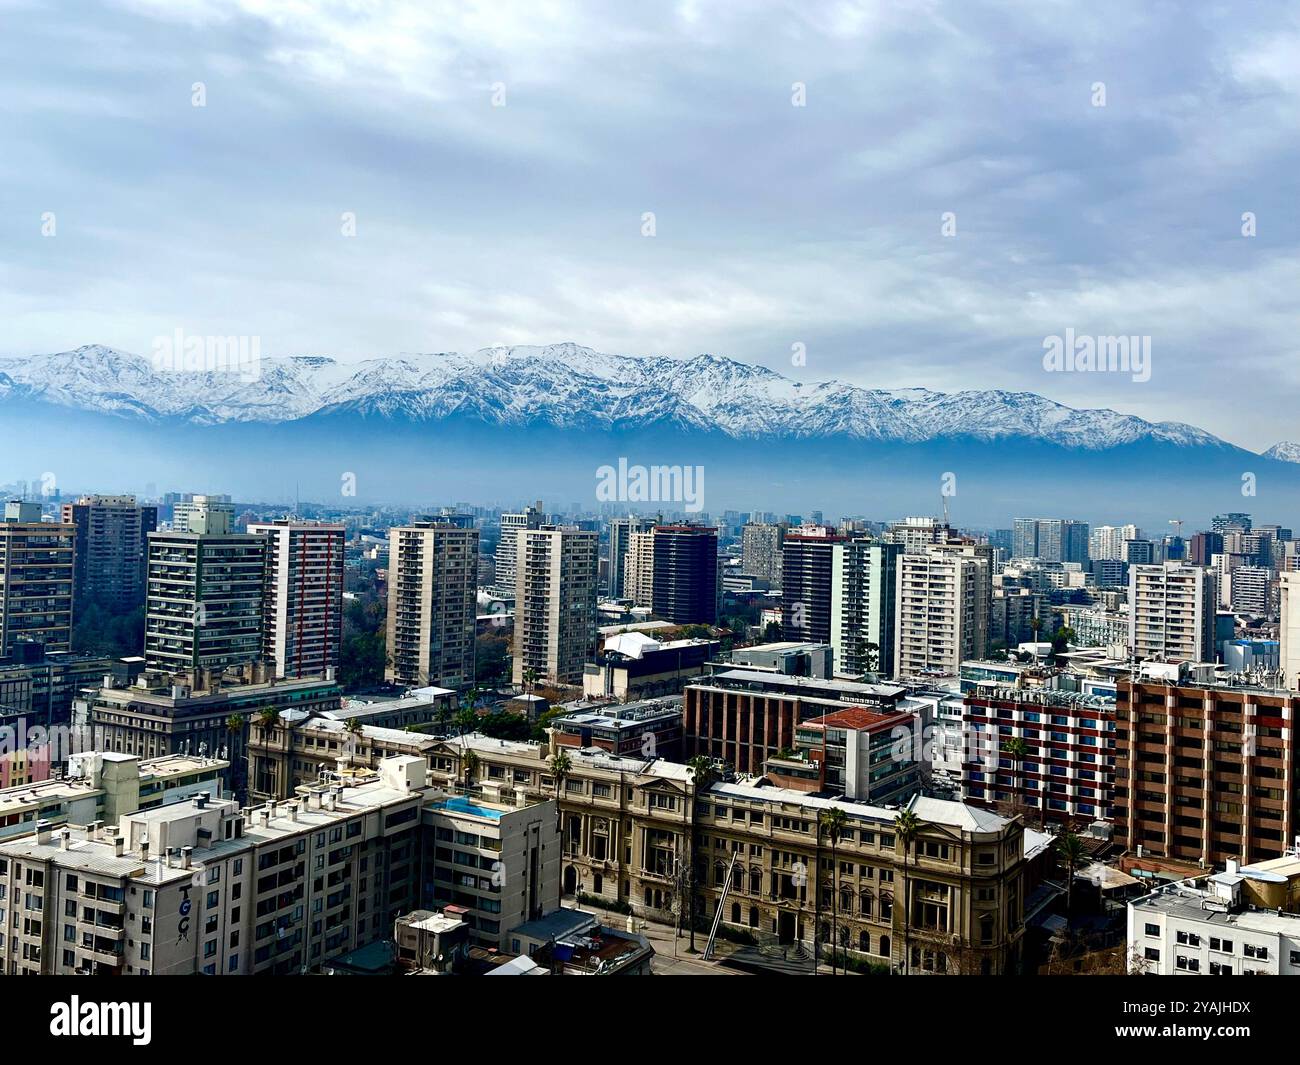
[1212, 512, 1252, 533]
[512, 526, 598, 687]
[740, 522, 787, 584]
[781, 528, 842, 644]
[248, 519, 345, 679]
[0, 501, 75, 656]
[831, 538, 901, 677]
[1227, 565, 1273, 616]
[60, 494, 157, 612]
[884, 516, 951, 552]
[1277, 572, 1300, 688]
[625, 524, 718, 625]
[144, 503, 267, 674]
[1012, 518, 1089, 563]
[1188, 531, 1224, 566]
[494, 501, 544, 597]
[1115, 673, 1298, 867]
[170, 493, 234, 533]
[893, 546, 988, 678]
[607, 515, 654, 599]
[1089, 524, 1140, 561]
[1127, 563, 1217, 663]
[385, 520, 478, 688]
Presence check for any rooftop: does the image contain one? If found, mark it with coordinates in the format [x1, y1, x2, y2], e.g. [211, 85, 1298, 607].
[696, 668, 905, 700]
[798, 706, 911, 732]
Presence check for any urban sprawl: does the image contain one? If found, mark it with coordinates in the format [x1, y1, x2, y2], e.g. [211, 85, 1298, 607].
[0, 493, 1296, 977]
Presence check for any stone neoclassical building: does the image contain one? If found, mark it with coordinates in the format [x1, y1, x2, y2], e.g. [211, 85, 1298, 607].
[246, 713, 1039, 973]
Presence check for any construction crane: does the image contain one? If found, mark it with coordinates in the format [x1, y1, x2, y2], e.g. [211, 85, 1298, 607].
[1169, 518, 1183, 539]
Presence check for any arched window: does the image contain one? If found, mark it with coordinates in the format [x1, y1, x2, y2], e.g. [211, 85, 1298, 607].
[858, 930, 870, 953]
[880, 934, 891, 959]
[731, 902, 741, 924]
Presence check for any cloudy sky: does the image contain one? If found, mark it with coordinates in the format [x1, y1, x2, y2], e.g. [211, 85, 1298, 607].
[2, 0, 1297, 449]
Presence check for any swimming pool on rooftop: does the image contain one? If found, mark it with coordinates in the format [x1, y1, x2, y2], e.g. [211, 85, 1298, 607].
[435, 795, 505, 820]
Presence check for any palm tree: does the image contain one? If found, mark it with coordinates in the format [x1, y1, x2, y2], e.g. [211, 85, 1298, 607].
[684, 755, 716, 952]
[894, 808, 921, 975]
[461, 749, 480, 790]
[819, 807, 849, 974]
[256, 705, 281, 732]
[455, 706, 478, 737]
[435, 702, 453, 737]
[548, 751, 571, 833]
[522, 666, 538, 694]
[343, 717, 363, 768]
[1002, 735, 1028, 815]
[1057, 832, 1086, 920]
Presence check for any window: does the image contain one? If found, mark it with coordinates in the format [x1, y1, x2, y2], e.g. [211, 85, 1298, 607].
[1144, 923, 1159, 937]
[1243, 944, 1268, 960]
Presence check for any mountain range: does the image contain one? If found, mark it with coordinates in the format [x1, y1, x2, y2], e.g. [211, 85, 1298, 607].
[0, 342, 1293, 525]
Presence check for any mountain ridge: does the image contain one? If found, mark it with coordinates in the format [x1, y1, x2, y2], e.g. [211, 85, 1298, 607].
[0, 342, 1240, 451]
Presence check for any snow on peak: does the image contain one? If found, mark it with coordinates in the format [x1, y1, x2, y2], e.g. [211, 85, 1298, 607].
[0, 342, 1228, 449]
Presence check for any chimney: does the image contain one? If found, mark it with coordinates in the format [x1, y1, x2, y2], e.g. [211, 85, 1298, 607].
[35, 819, 52, 845]
[194, 791, 209, 809]
[181, 847, 193, 869]
[140, 839, 150, 861]
[287, 802, 298, 822]
[60, 830, 71, 850]
[1226, 859, 1239, 876]
[114, 837, 125, 857]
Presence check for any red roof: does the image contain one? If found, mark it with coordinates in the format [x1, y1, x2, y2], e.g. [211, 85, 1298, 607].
[799, 706, 909, 732]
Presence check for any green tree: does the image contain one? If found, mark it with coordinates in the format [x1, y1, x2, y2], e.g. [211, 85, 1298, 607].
[461, 748, 480, 789]
[1003, 735, 1029, 814]
[894, 809, 921, 975]
[1057, 832, 1087, 920]
[684, 755, 717, 952]
[819, 807, 849, 974]
[343, 717, 363, 768]
[549, 750, 572, 834]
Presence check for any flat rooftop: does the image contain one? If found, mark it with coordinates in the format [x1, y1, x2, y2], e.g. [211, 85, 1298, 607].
[697, 668, 905, 699]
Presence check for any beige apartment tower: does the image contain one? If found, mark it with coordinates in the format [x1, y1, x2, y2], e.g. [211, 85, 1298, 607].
[512, 526, 598, 688]
[1127, 562, 1217, 663]
[386, 520, 478, 689]
[893, 545, 987, 679]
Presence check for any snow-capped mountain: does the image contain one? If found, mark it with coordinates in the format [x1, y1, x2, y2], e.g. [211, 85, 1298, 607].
[1263, 442, 1300, 464]
[0, 342, 1232, 450]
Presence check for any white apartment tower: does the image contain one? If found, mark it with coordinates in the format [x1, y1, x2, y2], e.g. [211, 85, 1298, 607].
[494, 501, 544, 598]
[608, 515, 654, 599]
[1089, 524, 1141, 561]
[512, 526, 598, 687]
[386, 520, 479, 689]
[248, 519, 345, 679]
[1127, 562, 1217, 663]
[831, 538, 901, 678]
[893, 546, 988, 678]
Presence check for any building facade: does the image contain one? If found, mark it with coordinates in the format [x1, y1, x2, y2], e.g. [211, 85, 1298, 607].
[0, 502, 75, 657]
[385, 520, 479, 689]
[61, 494, 157, 613]
[248, 519, 345, 680]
